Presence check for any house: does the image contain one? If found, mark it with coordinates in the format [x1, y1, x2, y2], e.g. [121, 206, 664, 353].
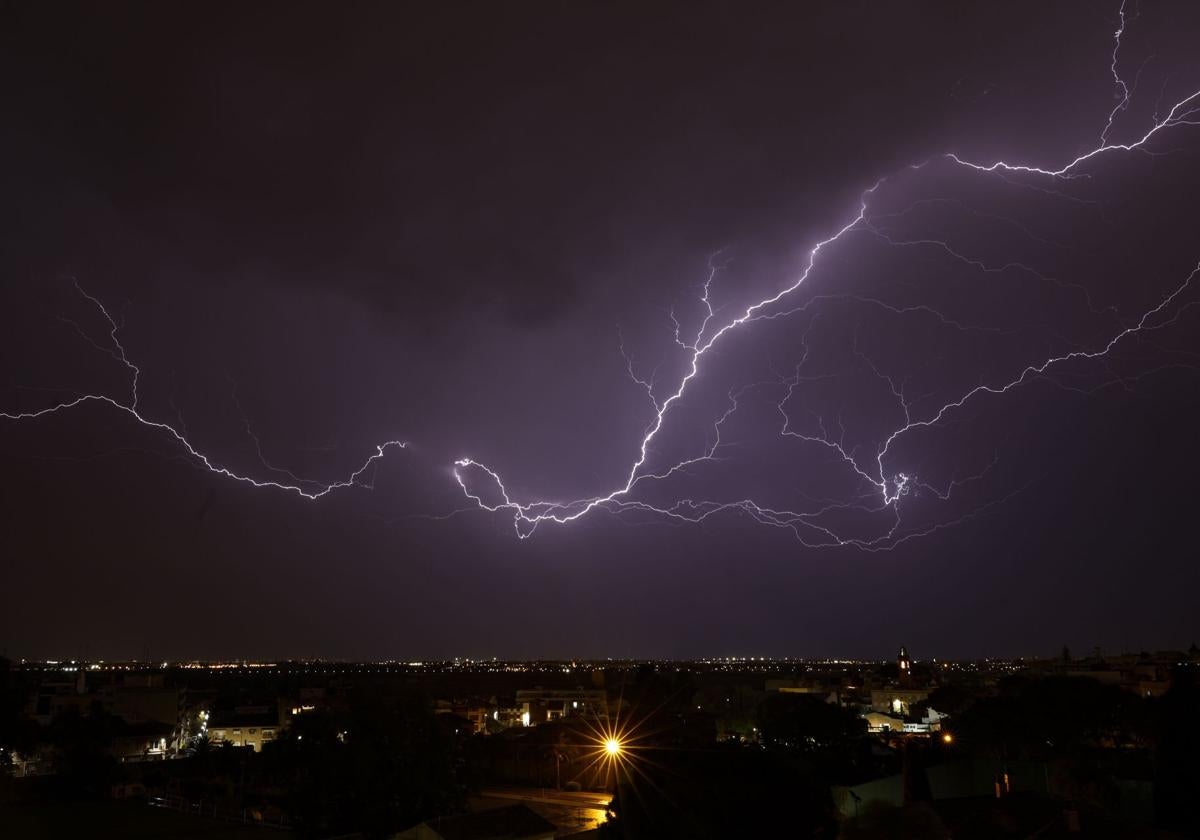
[864, 711, 906, 733]
[515, 688, 607, 726]
[206, 705, 282, 752]
[869, 687, 930, 717]
[110, 720, 177, 760]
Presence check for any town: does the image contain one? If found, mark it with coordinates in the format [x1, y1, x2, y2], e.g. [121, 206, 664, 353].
[2, 645, 1198, 837]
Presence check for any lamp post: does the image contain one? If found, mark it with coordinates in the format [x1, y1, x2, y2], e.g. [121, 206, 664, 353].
[554, 749, 567, 790]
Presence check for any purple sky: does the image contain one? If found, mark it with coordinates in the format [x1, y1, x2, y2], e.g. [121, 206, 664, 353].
[3, 1, 1199, 661]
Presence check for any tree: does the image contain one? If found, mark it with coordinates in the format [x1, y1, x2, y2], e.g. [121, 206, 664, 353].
[953, 676, 1150, 760]
[1154, 666, 1200, 835]
[0, 657, 39, 769]
[756, 693, 866, 755]
[923, 684, 974, 718]
[45, 703, 118, 797]
[265, 689, 461, 838]
[603, 747, 835, 839]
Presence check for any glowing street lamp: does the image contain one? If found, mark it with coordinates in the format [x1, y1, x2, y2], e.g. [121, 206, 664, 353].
[604, 737, 622, 757]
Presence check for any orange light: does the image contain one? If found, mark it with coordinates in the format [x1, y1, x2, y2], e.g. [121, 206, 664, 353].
[604, 738, 622, 756]
[942, 732, 953, 744]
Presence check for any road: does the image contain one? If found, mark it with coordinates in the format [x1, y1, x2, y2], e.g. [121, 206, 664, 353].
[479, 786, 611, 808]
[475, 787, 611, 835]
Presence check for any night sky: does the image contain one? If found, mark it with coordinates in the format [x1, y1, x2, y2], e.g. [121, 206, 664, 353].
[3, 1, 1199, 662]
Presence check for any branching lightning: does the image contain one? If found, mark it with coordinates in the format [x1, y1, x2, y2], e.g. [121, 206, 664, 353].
[452, 2, 1200, 546]
[2, 282, 406, 499]
[4, 3, 1197, 549]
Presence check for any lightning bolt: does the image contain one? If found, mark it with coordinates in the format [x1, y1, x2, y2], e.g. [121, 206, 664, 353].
[2, 281, 406, 500]
[1102, 0, 1135, 145]
[453, 1, 1200, 545]
[4, 2, 1197, 548]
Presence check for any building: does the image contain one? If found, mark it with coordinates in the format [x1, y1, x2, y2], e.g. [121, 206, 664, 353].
[28, 671, 93, 725]
[27, 669, 183, 748]
[897, 646, 912, 681]
[109, 720, 177, 760]
[515, 688, 607, 726]
[863, 711, 905, 733]
[104, 673, 181, 732]
[434, 699, 497, 734]
[869, 687, 930, 717]
[765, 679, 842, 703]
[206, 705, 282, 752]
[863, 704, 945, 734]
